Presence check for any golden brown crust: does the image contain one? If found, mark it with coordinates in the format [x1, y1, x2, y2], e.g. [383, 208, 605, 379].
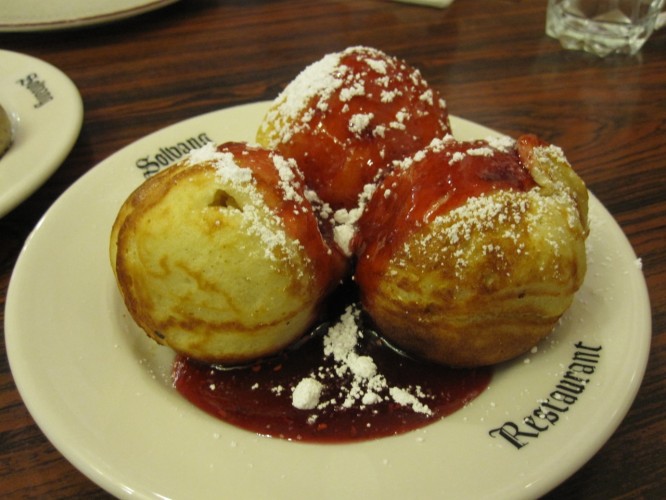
[110, 144, 337, 364]
[358, 137, 588, 367]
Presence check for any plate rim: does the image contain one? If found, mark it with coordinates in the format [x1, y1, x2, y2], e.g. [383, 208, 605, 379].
[4, 101, 652, 499]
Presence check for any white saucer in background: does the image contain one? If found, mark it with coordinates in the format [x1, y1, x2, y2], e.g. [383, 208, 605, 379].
[0, 0, 180, 32]
[0, 50, 83, 218]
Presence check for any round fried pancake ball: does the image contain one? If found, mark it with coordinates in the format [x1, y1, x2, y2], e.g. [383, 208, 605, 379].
[110, 142, 347, 364]
[353, 134, 589, 367]
[256, 46, 451, 211]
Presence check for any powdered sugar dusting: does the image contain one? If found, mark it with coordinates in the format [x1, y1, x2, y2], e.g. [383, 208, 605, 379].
[365, 57, 388, 74]
[260, 51, 345, 145]
[373, 134, 587, 285]
[259, 45, 449, 154]
[187, 143, 253, 184]
[272, 154, 305, 205]
[400, 182, 584, 282]
[332, 181, 378, 255]
[292, 378, 324, 410]
[485, 134, 515, 152]
[466, 146, 494, 157]
[291, 305, 433, 416]
[349, 113, 374, 136]
[185, 144, 305, 264]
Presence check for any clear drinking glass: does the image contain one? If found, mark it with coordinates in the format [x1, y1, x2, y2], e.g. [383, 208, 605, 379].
[546, 0, 666, 56]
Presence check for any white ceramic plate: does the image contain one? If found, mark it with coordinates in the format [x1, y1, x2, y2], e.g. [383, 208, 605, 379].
[0, 0, 180, 32]
[5, 102, 651, 499]
[0, 50, 83, 218]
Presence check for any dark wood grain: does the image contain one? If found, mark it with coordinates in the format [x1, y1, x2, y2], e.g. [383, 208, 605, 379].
[1, 0, 664, 498]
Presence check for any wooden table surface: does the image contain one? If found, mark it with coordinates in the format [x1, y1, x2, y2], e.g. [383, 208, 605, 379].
[1, 1, 664, 498]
